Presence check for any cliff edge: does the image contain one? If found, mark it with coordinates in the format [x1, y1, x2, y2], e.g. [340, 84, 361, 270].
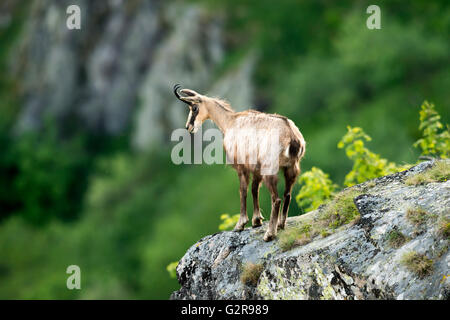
[171, 160, 449, 300]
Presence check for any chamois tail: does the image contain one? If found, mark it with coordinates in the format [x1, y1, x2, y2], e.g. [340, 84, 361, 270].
[284, 118, 306, 159]
[289, 139, 301, 158]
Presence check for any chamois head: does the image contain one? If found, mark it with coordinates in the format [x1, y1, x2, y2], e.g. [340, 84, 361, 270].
[173, 84, 210, 133]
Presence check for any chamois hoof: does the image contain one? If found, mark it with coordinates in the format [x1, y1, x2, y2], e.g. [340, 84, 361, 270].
[233, 224, 246, 232]
[263, 232, 276, 242]
[277, 223, 285, 231]
[252, 218, 263, 228]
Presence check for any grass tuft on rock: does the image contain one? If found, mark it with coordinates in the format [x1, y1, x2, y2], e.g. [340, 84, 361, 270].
[400, 251, 433, 278]
[317, 189, 361, 229]
[437, 216, 450, 239]
[278, 223, 315, 251]
[386, 229, 408, 248]
[240, 262, 264, 286]
[406, 206, 430, 226]
[278, 188, 361, 252]
[405, 161, 449, 186]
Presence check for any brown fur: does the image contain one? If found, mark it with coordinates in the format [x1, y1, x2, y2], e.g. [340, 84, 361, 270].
[175, 86, 306, 241]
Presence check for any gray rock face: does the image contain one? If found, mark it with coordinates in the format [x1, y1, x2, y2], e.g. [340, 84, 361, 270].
[12, 0, 254, 149]
[171, 161, 450, 300]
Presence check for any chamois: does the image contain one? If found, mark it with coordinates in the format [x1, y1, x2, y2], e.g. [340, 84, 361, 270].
[174, 85, 306, 241]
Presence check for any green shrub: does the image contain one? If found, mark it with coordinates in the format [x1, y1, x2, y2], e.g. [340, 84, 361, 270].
[338, 126, 400, 187]
[1, 124, 91, 224]
[413, 101, 450, 159]
[296, 167, 338, 213]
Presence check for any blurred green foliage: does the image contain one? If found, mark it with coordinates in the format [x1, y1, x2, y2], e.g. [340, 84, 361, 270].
[338, 126, 399, 187]
[218, 213, 240, 231]
[296, 167, 338, 212]
[0, 0, 449, 299]
[8, 125, 91, 223]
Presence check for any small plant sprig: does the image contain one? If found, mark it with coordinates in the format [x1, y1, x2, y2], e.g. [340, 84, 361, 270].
[413, 101, 450, 159]
[166, 261, 178, 279]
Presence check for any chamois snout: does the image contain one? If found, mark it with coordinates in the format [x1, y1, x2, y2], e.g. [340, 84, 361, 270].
[185, 108, 199, 134]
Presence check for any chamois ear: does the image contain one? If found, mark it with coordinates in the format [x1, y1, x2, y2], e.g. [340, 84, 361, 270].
[180, 89, 198, 97]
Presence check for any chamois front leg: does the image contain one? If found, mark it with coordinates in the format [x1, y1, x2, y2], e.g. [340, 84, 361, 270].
[251, 173, 264, 228]
[263, 175, 281, 242]
[234, 168, 250, 232]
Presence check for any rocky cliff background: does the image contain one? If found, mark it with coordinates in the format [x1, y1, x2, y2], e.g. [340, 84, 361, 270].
[11, 0, 254, 147]
[0, 0, 448, 299]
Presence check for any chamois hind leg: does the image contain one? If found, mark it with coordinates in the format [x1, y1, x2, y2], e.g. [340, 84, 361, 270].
[263, 174, 281, 242]
[251, 173, 263, 228]
[234, 167, 250, 232]
[278, 164, 300, 230]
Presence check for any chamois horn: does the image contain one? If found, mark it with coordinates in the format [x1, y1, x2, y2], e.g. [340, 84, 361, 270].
[173, 84, 192, 106]
[173, 84, 182, 100]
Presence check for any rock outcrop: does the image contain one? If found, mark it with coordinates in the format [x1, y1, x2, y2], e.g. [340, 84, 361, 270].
[171, 160, 450, 300]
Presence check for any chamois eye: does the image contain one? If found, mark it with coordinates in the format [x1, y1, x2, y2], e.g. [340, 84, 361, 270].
[192, 106, 198, 112]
